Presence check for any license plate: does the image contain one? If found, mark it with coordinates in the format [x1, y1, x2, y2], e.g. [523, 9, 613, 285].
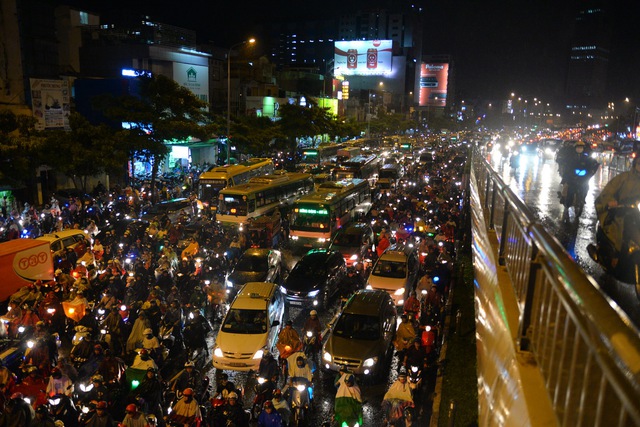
[303, 244, 312, 247]
[289, 300, 303, 306]
[228, 362, 245, 367]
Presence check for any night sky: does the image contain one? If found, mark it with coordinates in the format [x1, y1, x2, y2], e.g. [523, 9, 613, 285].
[61, 0, 640, 105]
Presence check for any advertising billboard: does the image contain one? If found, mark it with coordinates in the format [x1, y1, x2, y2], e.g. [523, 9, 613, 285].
[173, 63, 209, 108]
[30, 79, 71, 130]
[419, 63, 449, 107]
[334, 40, 393, 76]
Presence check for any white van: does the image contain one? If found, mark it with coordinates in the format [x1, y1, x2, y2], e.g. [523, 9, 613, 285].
[367, 243, 419, 306]
[212, 282, 285, 371]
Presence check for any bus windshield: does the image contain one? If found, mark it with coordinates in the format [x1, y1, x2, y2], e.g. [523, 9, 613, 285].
[292, 204, 330, 230]
[219, 194, 248, 216]
[200, 180, 227, 202]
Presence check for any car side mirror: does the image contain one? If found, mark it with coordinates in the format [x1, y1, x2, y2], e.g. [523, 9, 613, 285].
[271, 320, 280, 327]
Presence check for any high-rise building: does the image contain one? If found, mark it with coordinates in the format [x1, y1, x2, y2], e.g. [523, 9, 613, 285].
[565, 2, 611, 110]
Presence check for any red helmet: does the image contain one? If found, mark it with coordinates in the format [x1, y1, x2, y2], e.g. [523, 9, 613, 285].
[182, 388, 194, 396]
[139, 349, 148, 355]
[125, 403, 137, 413]
[96, 401, 108, 409]
[263, 400, 274, 409]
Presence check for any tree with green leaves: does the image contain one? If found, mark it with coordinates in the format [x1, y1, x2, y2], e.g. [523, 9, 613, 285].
[276, 103, 336, 152]
[0, 110, 45, 201]
[231, 115, 283, 157]
[42, 112, 128, 192]
[95, 75, 209, 202]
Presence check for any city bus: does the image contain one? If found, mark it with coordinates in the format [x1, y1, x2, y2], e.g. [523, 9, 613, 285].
[289, 179, 372, 249]
[377, 163, 404, 191]
[300, 143, 346, 164]
[198, 158, 274, 209]
[217, 172, 314, 228]
[332, 154, 381, 186]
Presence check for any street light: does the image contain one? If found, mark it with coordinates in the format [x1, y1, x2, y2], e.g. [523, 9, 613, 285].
[226, 38, 255, 165]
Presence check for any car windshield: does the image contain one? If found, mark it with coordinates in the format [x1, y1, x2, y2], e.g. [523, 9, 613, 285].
[221, 309, 267, 334]
[235, 255, 269, 272]
[372, 259, 407, 279]
[333, 313, 380, 340]
[290, 256, 326, 278]
[332, 233, 361, 247]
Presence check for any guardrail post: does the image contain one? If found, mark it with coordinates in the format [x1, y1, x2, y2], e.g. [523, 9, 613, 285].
[488, 180, 497, 230]
[497, 198, 509, 266]
[519, 247, 540, 351]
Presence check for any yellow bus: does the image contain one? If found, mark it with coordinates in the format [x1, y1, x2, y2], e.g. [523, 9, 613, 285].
[198, 158, 274, 208]
[217, 172, 314, 227]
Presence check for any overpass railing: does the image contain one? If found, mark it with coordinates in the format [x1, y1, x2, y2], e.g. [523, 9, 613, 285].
[473, 151, 640, 426]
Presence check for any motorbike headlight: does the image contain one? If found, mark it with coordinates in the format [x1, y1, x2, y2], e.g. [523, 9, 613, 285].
[365, 285, 372, 290]
[214, 347, 223, 358]
[98, 309, 105, 315]
[363, 357, 377, 367]
[257, 377, 266, 384]
[394, 288, 405, 296]
[47, 308, 55, 314]
[81, 406, 90, 414]
[49, 398, 61, 406]
[306, 331, 313, 337]
[307, 290, 320, 298]
[411, 365, 419, 373]
[323, 352, 332, 362]
[18, 326, 25, 333]
[27, 340, 34, 349]
[291, 235, 299, 240]
[349, 254, 358, 261]
[252, 349, 264, 360]
[296, 384, 306, 392]
[225, 279, 233, 288]
[100, 329, 107, 335]
[120, 305, 127, 311]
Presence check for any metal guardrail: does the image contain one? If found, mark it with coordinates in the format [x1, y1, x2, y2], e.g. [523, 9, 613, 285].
[472, 151, 640, 426]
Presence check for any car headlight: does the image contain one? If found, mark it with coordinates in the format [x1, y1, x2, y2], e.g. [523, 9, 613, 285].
[394, 287, 405, 296]
[291, 235, 299, 240]
[365, 284, 372, 290]
[308, 290, 320, 297]
[252, 349, 264, 360]
[323, 352, 332, 362]
[411, 365, 419, 373]
[280, 286, 288, 295]
[318, 238, 326, 243]
[350, 254, 358, 261]
[214, 347, 223, 358]
[363, 357, 377, 367]
[27, 340, 34, 349]
[225, 279, 233, 288]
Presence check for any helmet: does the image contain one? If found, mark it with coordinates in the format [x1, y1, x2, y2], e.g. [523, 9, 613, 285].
[51, 367, 61, 378]
[184, 361, 195, 368]
[286, 320, 293, 326]
[182, 388, 194, 397]
[94, 344, 103, 351]
[575, 140, 586, 147]
[146, 367, 157, 374]
[263, 400, 274, 409]
[273, 389, 282, 398]
[146, 414, 157, 424]
[228, 391, 238, 399]
[310, 310, 317, 316]
[96, 401, 108, 409]
[91, 374, 104, 383]
[125, 403, 137, 413]
[143, 328, 153, 335]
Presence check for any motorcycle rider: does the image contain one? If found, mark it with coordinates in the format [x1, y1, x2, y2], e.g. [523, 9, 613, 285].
[1, 393, 34, 426]
[170, 361, 201, 395]
[31, 405, 56, 427]
[258, 350, 279, 383]
[85, 400, 115, 427]
[136, 368, 165, 427]
[271, 389, 291, 425]
[277, 321, 302, 359]
[302, 310, 322, 359]
[131, 349, 158, 371]
[168, 387, 202, 426]
[223, 391, 249, 427]
[46, 367, 73, 397]
[558, 140, 599, 207]
[257, 400, 284, 427]
[121, 403, 147, 427]
[334, 373, 363, 427]
[102, 306, 125, 356]
[403, 337, 428, 372]
[214, 373, 237, 400]
[403, 291, 420, 319]
[394, 314, 416, 363]
[589, 155, 640, 266]
[287, 354, 314, 403]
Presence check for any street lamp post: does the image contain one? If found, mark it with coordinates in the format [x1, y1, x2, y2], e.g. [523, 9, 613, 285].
[226, 38, 255, 165]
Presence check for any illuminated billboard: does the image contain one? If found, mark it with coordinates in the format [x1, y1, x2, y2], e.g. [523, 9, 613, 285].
[334, 40, 393, 76]
[173, 63, 209, 108]
[419, 63, 449, 107]
[30, 79, 71, 130]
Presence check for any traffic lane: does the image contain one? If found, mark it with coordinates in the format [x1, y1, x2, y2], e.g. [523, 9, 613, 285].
[490, 154, 640, 328]
[207, 287, 435, 425]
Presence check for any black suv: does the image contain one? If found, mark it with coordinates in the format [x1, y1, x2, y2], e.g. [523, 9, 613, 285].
[281, 249, 346, 308]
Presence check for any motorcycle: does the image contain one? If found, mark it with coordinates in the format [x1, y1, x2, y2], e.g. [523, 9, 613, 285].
[251, 376, 276, 420]
[560, 165, 598, 218]
[589, 204, 640, 297]
[48, 393, 80, 427]
[302, 330, 320, 367]
[286, 377, 313, 427]
[408, 364, 422, 396]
